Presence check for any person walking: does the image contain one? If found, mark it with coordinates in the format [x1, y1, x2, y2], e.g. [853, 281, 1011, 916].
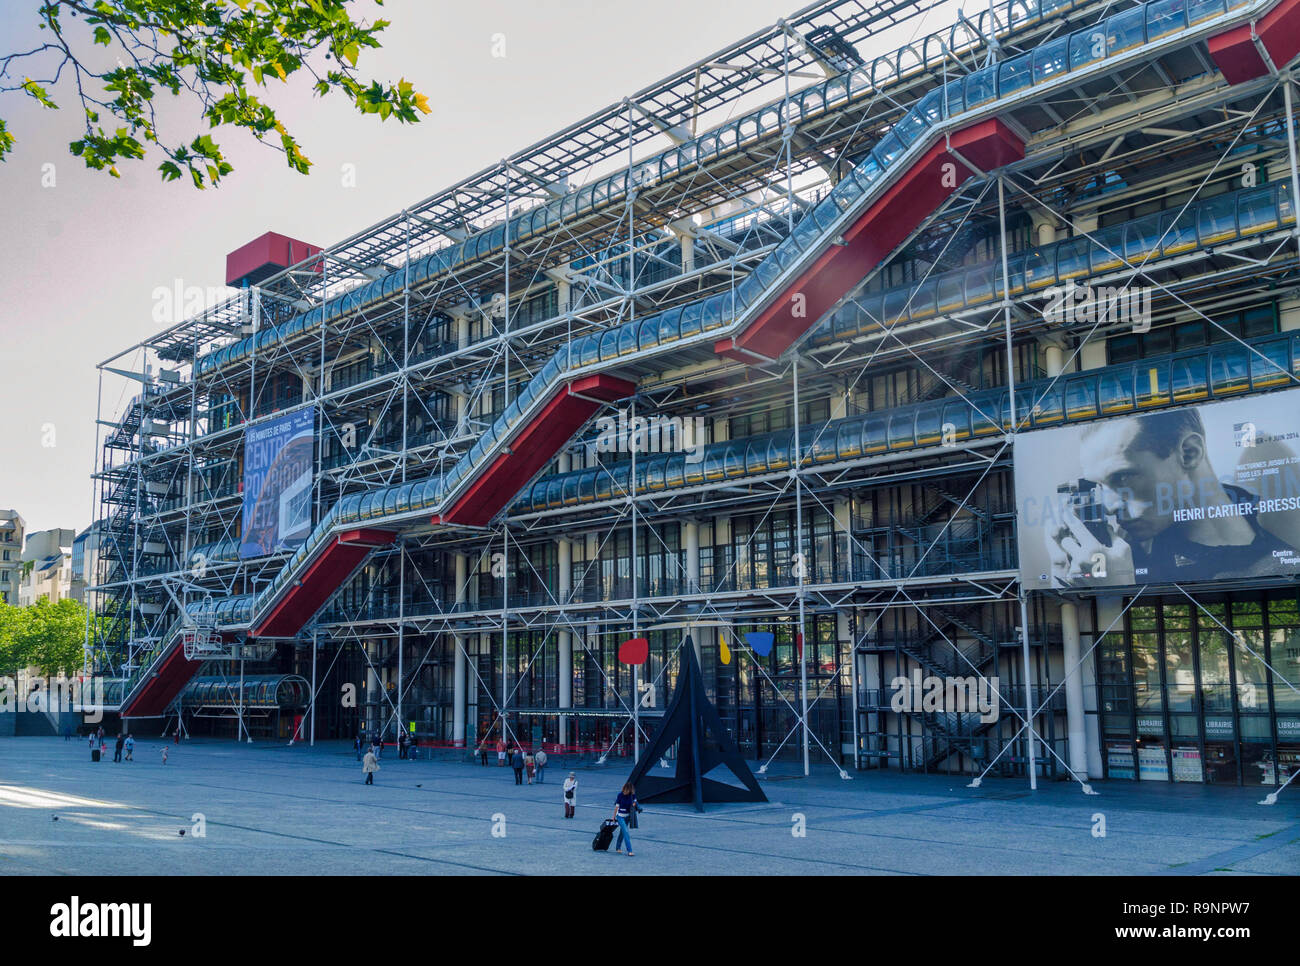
[562, 772, 578, 819]
[479, 744, 489, 766]
[612, 781, 638, 856]
[496, 739, 506, 767]
[362, 748, 379, 785]
[89, 732, 100, 763]
[354, 734, 363, 761]
[160, 746, 168, 766]
[535, 748, 548, 784]
[510, 746, 524, 785]
[524, 750, 535, 785]
[123, 734, 135, 761]
[113, 732, 125, 763]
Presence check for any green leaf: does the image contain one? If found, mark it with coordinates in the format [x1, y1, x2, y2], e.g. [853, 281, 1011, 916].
[13, 0, 419, 188]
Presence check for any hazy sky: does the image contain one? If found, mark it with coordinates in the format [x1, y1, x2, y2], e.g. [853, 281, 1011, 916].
[0, 0, 951, 536]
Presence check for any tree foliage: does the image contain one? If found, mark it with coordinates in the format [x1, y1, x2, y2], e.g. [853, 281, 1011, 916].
[0, 0, 430, 187]
[0, 598, 90, 677]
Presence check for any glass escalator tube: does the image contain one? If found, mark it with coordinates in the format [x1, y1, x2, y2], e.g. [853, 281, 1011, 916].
[914, 404, 944, 446]
[1248, 336, 1291, 390]
[837, 418, 865, 460]
[861, 414, 888, 454]
[888, 411, 916, 450]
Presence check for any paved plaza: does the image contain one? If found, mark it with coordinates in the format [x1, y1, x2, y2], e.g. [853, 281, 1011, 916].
[0, 737, 1296, 875]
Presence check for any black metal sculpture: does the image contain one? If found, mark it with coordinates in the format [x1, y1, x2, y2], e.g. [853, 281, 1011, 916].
[626, 636, 767, 811]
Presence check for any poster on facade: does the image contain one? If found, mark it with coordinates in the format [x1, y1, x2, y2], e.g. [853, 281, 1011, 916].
[1016, 387, 1300, 589]
[240, 407, 315, 559]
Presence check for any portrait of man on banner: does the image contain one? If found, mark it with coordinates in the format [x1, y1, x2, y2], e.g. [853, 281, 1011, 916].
[1016, 391, 1300, 589]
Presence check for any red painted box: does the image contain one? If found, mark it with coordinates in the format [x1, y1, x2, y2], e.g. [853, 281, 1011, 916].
[225, 231, 322, 287]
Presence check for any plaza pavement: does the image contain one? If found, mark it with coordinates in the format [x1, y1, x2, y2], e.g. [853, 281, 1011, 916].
[0, 737, 1296, 875]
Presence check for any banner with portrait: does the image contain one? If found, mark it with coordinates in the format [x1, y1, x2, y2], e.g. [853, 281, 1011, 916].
[1016, 388, 1300, 589]
[240, 407, 315, 559]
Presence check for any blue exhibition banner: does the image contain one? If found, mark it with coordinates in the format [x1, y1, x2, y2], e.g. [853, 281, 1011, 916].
[240, 407, 315, 559]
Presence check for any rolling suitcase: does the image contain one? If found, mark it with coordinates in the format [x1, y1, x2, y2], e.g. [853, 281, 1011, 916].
[592, 819, 617, 851]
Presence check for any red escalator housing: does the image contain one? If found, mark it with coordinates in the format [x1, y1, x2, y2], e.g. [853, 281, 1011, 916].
[121, 528, 397, 715]
[714, 118, 1025, 362]
[120, 645, 205, 717]
[252, 528, 397, 638]
[437, 373, 636, 527]
[1208, 0, 1300, 83]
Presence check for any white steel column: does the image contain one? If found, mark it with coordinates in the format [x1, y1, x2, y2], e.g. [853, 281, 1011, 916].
[999, 173, 1037, 791]
[238, 650, 248, 743]
[630, 399, 640, 762]
[1286, 81, 1300, 272]
[676, 225, 696, 274]
[480, 631, 494, 748]
[684, 520, 701, 663]
[309, 631, 318, 746]
[396, 542, 405, 741]
[1043, 342, 1064, 379]
[1060, 600, 1088, 778]
[793, 355, 810, 777]
[585, 531, 598, 742]
[454, 552, 468, 746]
[558, 534, 573, 744]
[453, 634, 467, 747]
[835, 497, 855, 767]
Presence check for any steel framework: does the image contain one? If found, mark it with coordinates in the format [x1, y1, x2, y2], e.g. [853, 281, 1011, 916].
[87, 0, 1300, 795]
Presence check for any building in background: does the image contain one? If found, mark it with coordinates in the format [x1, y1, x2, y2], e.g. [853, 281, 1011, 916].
[70, 523, 103, 604]
[19, 528, 76, 606]
[86, 0, 1300, 786]
[0, 510, 25, 605]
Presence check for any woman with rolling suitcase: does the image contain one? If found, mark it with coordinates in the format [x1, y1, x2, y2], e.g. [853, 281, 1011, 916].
[612, 781, 638, 856]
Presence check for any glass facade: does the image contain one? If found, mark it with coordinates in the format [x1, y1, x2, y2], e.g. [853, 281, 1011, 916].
[1102, 591, 1300, 786]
